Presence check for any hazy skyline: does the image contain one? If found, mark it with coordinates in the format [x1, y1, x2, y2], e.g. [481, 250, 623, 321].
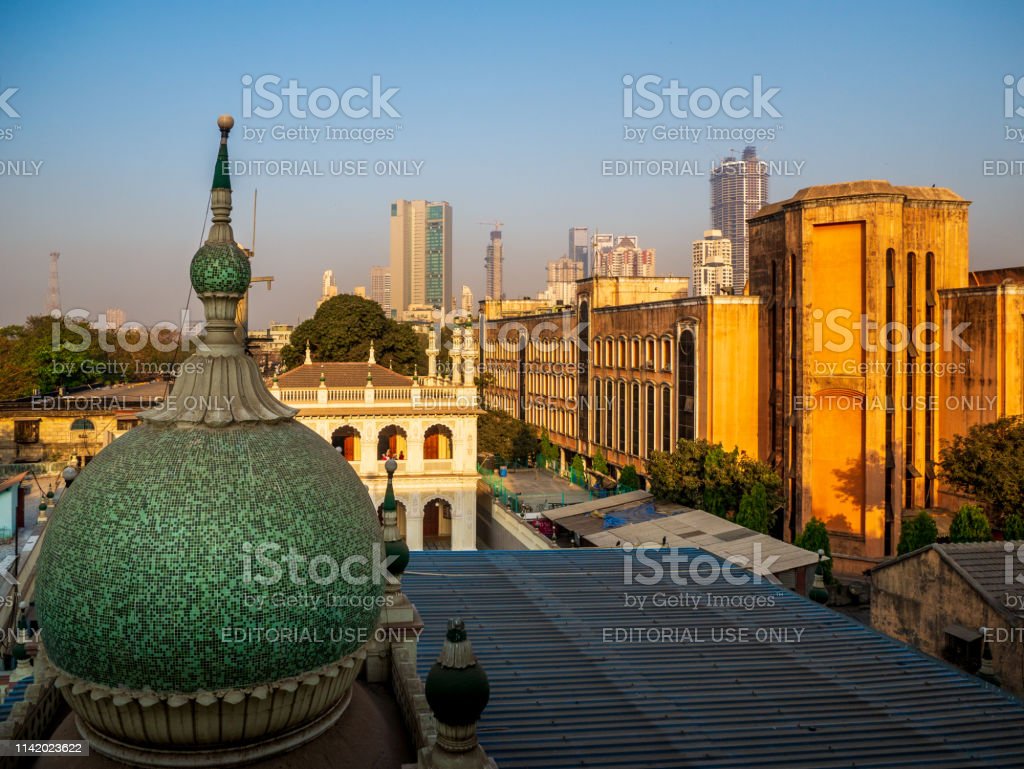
[1, 0, 1022, 328]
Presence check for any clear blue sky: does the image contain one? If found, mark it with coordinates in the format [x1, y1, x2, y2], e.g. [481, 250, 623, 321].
[1, 0, 1022, 328]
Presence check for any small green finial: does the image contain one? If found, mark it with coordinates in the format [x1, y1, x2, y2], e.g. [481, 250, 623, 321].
[382, 458, 397, 513]
[381, 458, 409, 578]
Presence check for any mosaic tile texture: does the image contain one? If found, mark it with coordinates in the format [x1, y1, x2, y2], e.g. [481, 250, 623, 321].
[36, 420, 384, 693]
[189, 242, 251, 295]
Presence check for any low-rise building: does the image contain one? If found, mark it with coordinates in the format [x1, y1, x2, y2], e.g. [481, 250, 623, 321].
[870, 542, 1024, 697]
[0, 381, 165, 468]
[481, 275, 759, 483]
[271, 331, 482, 550]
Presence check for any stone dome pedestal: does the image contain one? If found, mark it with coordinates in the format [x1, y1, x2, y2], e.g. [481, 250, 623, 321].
[61, 649, 365, 767]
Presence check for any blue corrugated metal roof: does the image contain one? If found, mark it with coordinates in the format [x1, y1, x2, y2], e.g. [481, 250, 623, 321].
[403, 549, 1024, 769]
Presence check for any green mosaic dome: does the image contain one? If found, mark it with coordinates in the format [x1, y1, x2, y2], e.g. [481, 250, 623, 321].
[36, 420, 384, 693]
[189, 241, 251, 294]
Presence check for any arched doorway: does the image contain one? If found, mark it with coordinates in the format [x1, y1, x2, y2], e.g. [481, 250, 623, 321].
[423, 424, 453, 459]
[422, 497, 452, 549]
[376, 499, 408, 538]
[377, 425, 408, 460]
[331, 425, 361, 462]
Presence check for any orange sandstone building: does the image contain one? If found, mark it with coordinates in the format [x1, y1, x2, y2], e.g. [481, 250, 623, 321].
[481, 181, 1024, 570]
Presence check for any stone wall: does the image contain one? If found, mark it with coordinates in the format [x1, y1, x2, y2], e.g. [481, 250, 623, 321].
[871, 547, 1024, 696]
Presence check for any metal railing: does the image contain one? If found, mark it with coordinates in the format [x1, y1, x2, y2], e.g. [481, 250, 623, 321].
[477, 461, 636, 515]
[274, 385, 475, 404]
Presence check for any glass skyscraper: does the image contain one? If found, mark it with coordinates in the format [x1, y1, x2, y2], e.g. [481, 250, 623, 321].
[709, 146, 767, 294]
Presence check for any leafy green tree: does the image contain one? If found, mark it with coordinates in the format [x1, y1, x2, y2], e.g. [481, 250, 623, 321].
[510, 422, 539, 466]
[280, 294, 426, 374]
[646, 439, 716, 508]
[0, 315, 122, 398]
[478, 409, 521, 462]
[1004, 513, 1024, 541]
[570, 454, 586, 484]
[592, 449, 609, 475]
[949, 504, 992, 543]
[646, 439, 782, 519]
[897, 511, 938, 555]
[539, 430, 559, 467]
[736, 482, 774, 534]
[940, 416, 1024, 526]
[795, 518, 832, 584]
[619, 464, 639, 491]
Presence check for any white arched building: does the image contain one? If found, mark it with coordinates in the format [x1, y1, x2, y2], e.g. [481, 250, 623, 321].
[271, 331, 481, 550]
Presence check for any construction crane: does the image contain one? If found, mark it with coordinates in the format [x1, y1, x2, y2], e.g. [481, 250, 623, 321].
[235, 190, 274, 340]
[477, 220, 504, 232]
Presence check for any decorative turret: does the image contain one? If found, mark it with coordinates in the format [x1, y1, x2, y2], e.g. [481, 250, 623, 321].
[809, 549, 829, 604]
[450, 327, 463, 386]
[365, 459, 419, 684]
[381, 459, 410, 582]
[305, 339, 312, 364]
[462, 324, 477, 388]
[419, 619, 495, 769]
[142, 116, 295, 427]
[35, 116, 385, 767]
[427, 328, 439, 384]
[369, 340, 377, 365]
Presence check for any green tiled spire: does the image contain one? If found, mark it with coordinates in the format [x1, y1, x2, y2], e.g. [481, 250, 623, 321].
[35, 115, 385, 703]
[212, 114, 232, 190]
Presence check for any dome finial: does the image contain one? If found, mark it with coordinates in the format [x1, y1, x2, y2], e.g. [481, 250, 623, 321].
[424, 619, 492, 761]
[383, 458, 398, 511]
[381, 458, 409, 580]
[213, 115, 233, 192]
[206, 114, 236, 246]
[144, 117, 294, 426]
[809, 549, 829, 604]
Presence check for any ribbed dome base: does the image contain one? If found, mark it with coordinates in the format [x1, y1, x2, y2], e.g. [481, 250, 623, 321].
[74, 679, 354, 768]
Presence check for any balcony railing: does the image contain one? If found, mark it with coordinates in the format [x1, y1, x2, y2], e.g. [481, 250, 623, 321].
[274, 385, 478, 406]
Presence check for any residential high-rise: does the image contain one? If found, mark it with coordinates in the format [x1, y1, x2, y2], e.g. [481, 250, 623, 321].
[389, 200, 453, 319]
[353, 285, 367, 299]
[710, 145, 767, 293]
[569, 226, 590, 278]
[104, 307, 126, 329]
[369, 266, 392, 317]
[694, 262, 734, 297]
[592, 234, 655, 277]
[691, 229, 733, 296]
[484, 227, 503, 300]
[46, 251, 61, 315]
[317, 269, 338, 308]
[460, 285, 474, 315]
[540, 255, 584, 304]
